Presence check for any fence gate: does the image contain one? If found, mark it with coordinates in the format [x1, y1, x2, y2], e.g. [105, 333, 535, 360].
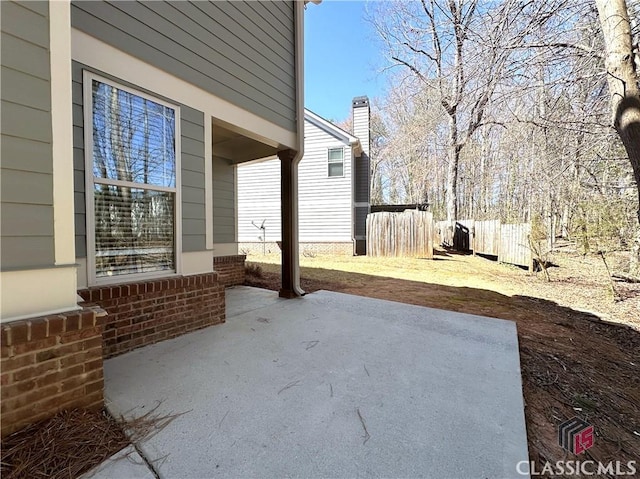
[366, 210, 434, 258]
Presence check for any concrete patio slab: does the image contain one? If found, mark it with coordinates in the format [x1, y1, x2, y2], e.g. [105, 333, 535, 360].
[225, 284, 286, 318]
[80, 445, 155, 479]
[104, 287, 529, 478]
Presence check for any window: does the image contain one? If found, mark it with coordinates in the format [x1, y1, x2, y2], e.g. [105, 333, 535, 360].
[328, 147, 344, 177]
[85, 73, 180, 281]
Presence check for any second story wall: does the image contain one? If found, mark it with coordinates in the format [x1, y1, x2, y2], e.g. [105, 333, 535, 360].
[71, 1, 296, 133]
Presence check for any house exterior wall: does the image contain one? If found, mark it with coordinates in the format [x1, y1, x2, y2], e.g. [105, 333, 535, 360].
[237, 119, 353, 247]
[213, 255, 246, 287]
[298, 121, 353, 242]
[72, 62, 208, 259]
[70, 0, 296, 133]
[1, 308, 104, 438]
[237, 159, 283, 243]
[78, 273, 224, 359]
[1, 1, 55, 269]
[1, 0, 305, 436]
[240, 242, 354, 257]
[1, 0, 79, 321]
[213, 155, 237, 244]
[180, 107, 207, 252]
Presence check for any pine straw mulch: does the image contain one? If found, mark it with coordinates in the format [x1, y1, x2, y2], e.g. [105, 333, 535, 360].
[1, 405, 176, 479]
[1, 409, 128, 479]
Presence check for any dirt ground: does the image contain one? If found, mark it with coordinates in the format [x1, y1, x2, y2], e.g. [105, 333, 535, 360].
[245, 250, 640, 477]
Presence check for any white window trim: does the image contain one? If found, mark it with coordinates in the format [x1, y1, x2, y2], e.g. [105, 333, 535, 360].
[83, 71, 182, 286]
[327, 146, 345, 178]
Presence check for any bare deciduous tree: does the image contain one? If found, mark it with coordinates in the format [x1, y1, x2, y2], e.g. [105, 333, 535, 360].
[595, 0, 640, 275]
[371, 0, 573, 222]
[368, 0, 638, 270]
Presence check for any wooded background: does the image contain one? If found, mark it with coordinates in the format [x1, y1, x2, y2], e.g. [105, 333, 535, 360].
[354, 0, 640, 273]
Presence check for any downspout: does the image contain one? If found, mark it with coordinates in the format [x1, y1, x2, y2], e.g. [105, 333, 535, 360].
[292, 0, 307, 296]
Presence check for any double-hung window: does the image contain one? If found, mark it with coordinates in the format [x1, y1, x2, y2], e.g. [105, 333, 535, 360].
[85, 73, 180, 282]
[328, 147, 344, 177]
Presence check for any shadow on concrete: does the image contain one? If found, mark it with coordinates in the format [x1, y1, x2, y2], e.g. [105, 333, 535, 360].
[245, 265, 640, 469]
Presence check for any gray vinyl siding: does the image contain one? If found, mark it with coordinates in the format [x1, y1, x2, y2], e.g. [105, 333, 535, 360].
[213, 156, 236, 244]
[297, 122, 353, 241]
[354, 206, 369, 238]
[354, 155, 370, 204]
[0, 1, 55, 269]
[237, 159, 282, 242]
[70, 0, 296, 132]
[72, 62, 207, 257]
[72, 62, 86, 257]
[237, 118, 353, 243]
[181, 107, 206, 252]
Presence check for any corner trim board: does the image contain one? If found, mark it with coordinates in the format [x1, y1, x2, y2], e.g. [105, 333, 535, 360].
[50, 0, 76, 266]
[0, 266, 81, 322]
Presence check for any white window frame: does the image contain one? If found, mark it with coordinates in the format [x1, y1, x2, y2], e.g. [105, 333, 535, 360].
[327, 146, 345, 178]
[83, 71, 182, 286]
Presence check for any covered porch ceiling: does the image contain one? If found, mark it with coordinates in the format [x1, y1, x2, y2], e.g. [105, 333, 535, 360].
[212, 119, 284, 164]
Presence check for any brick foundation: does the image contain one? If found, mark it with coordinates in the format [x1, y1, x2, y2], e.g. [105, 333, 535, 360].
[213, 255, 246, 286]
[78, 273, 225, 359]
[1, 309, 105, 438]
[239, 242, 281, 255]
[239, 242, 355, 256]
[299, 242, 354, 256]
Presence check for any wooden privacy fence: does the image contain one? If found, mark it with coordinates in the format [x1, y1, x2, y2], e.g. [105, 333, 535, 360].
[434, 221, 450, 248]
[434, 219, 475, 251]
[367, 211, 434, 258]
[473, 220, 501, 256]
[427, 218, 534, 268]
[498, 223, 532, 268]
[368, 212, 532, 268]
[470, 220, 533, 269]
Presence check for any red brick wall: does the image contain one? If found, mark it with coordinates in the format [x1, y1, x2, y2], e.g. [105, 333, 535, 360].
[1, 310, 104, 438]
[213, 255, 246, 287]
[78, 273, 225, 359]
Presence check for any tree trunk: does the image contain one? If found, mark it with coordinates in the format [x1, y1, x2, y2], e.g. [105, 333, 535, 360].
[595, 0, 640, 276]
[446, 115, 460, 223]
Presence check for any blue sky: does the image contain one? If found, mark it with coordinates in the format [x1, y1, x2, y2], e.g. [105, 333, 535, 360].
[304, 0, 387, 122]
